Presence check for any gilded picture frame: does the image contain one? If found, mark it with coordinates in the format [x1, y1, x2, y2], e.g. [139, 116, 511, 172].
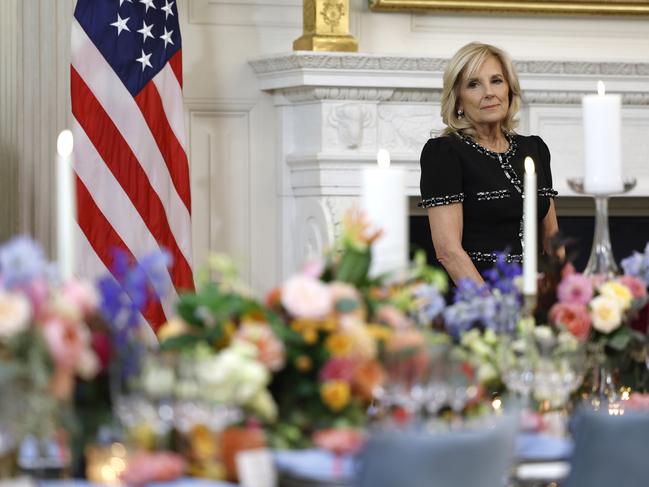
[369, 0, 649, 15]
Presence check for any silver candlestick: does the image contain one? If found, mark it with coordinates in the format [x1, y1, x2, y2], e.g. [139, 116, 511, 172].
[567, 177, 637, 278]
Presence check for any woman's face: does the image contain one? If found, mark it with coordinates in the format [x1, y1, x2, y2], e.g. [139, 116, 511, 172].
[457, 55, 510, 130]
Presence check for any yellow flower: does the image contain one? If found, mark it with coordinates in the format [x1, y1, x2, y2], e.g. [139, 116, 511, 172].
[599, 281, 633, 311]
[590, 295, 623, 334]
[366, 323, 393, 342]
[320, 380, 351, 411]
[291, 318, 319, 333]
[325, 333, 353, 357]
[157, 316, 189, 342]
[319, 317, 338, 332]
[295, 355, 313, 372]
[302, 328, 319, 345]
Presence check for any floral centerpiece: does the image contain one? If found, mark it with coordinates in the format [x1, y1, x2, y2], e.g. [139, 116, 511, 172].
[266, 209, 449, 447]
[0, 236, 100, 471]
[546, 247, 649, 392]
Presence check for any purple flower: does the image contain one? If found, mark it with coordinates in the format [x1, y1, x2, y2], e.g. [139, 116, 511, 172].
[453, 278, 487, 303]
[557, 273, 594, 305]
[414, 284, 446, 323]
[621, 245, 649, 285]
[0, 236, 49, 288]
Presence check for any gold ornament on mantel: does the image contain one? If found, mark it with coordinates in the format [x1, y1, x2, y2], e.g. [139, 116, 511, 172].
[293, 0, 358, 52]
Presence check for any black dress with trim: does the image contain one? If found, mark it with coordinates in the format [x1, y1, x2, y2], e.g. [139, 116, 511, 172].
[418, 132, 557, 276]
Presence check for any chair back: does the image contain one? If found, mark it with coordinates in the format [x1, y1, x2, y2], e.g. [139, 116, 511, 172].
[355, 414, 517, 487]
[563, 409, 649, 487]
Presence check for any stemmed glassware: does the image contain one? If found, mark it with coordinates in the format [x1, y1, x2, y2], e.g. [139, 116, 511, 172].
[499, 324, 586, 413]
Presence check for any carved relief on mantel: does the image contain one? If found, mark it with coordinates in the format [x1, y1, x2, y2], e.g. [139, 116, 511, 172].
[325, 103, 376, 151]
[292, 196, 355, 268]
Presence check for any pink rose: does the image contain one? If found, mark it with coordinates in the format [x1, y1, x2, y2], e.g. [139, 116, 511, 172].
[313, 428, 365, 456]
[617, 275, 647, 300]
[120, 452, 185, 487]
[320, 357, 356, 383]
[300, 258, 325, 279]
[549, 302, 591, 341]
[626, 393, 649, 412]
[41, 317, 90, 370]
[561, 262, 576, 279]
[281, 275, 332, 319]
[557, 273, 593, 305]
[61, 279, 99, 319]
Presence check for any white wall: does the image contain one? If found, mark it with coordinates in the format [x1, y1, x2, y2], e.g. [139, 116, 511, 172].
[2, 0, 648, 293]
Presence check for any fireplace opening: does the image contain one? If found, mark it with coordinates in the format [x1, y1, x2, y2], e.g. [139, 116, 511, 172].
[409, 197, 649, 274]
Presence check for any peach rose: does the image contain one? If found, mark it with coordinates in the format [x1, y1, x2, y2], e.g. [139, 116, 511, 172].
[549, 302, 591, 341]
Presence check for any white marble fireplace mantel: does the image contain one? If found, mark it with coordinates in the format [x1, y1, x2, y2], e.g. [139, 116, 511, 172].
[250, 52, 649, 277]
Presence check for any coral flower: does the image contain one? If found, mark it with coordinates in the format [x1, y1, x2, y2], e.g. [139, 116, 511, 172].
[549, 302, 591, 341]
[352, 360, 385, 401]
[234, 321, 286, 371]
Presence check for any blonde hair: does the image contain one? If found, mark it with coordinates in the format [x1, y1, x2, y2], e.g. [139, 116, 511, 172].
[440, 42, 521, 137]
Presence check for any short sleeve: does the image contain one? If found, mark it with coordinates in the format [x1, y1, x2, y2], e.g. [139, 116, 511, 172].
[532, 135, 558, 198]
[418, 136, 464, 208]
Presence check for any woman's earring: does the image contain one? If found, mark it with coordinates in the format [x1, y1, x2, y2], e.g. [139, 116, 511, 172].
[457, 109, 464, 118]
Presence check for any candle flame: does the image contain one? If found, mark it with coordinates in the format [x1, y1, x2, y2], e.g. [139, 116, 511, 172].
[524, 156, 535, 174]
[377, 149, 391, 169]
[57, 130, 74, 157]
[597, 80, 606, 96]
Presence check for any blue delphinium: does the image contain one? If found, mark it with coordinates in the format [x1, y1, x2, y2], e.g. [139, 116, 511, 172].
[97, 247, 172, 378]
[414, 283, 447, 324]
[444, 253, 522, 337]
[0, 235, 51, 288]
[621, 243, 649, 284]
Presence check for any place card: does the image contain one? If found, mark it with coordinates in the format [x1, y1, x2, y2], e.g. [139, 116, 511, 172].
[236, 448, 277, 487]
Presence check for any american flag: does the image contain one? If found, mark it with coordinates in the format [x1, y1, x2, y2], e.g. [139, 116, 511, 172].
[71, 0, 193, 331]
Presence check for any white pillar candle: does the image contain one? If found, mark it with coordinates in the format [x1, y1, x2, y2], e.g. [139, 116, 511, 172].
[523, 157, 537, 296]
[57, 130, 76, 281]
[582, 81, 623, 194]
[361, 149, 407, 277]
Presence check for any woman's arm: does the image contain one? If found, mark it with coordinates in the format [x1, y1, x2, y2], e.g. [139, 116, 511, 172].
[427, 204, 484, 286]
[541, 199, 565, 260]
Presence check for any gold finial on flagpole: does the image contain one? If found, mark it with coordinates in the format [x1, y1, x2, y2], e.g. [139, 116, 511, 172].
[293, 0, 358, 52]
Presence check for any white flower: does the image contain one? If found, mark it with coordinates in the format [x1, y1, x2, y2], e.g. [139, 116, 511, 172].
[0, 291, 32, 339]
[248, 389, 278, 422]
[76, 348, 100, 380]
[598, 281, 633, 311]
[590, 295, 623, 334]
[281, 274, 332, 319]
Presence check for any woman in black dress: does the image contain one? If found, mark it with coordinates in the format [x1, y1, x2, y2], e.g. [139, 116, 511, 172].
[419, 42, 561, 285]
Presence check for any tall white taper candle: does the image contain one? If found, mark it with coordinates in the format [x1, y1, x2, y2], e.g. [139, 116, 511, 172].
[361, 149, 407, 277]
[583, 81, 623, 194]
[523, 156, 537, 296]
[57, 130, 75, 281]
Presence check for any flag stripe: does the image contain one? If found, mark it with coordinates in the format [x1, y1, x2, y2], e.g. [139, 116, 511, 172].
[169, 50, 183, 88]
[76, 175, 168, 328]
[134, 83, 191, 211]
[72, 118, 179, 317]
[152, 62, 187, 150]
[71, 19, 192, 266]
[71, 67, 193, 291]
